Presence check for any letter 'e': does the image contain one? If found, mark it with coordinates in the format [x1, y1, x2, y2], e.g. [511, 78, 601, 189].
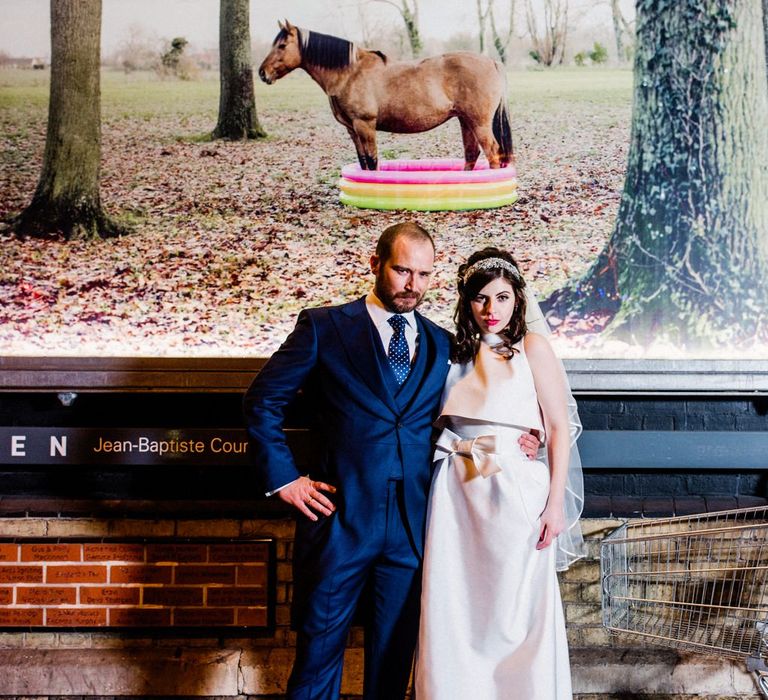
[11, 435, 26, 457]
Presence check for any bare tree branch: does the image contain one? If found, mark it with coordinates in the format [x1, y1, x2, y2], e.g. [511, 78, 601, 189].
[525, 0, 568, 66]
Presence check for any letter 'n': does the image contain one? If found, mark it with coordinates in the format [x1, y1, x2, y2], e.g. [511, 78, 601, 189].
[50, 435, 67, 457]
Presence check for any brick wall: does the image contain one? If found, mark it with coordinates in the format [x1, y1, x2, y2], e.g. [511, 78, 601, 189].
[0, 539, 270, 629]
[578, 396, 768, 509]
[577, 396, 768, 431]
[0, 513, 758, 699]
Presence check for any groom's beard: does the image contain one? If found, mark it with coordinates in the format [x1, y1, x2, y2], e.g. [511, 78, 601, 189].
[375, 283, 425, 314]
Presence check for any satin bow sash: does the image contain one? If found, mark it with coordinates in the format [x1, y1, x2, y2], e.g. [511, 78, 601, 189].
[433, 429, 502, 478]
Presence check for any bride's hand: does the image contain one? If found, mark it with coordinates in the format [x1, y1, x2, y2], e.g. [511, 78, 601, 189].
[536, 500, 565, 550]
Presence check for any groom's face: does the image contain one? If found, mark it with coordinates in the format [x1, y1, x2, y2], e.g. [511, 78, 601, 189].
[371, 236, 434, 314]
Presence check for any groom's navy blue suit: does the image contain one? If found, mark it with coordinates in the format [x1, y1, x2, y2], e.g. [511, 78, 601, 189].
[244, 296, 451, 699]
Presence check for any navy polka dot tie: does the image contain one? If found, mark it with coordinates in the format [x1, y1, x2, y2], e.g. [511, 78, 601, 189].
[387, 314, 410, 385]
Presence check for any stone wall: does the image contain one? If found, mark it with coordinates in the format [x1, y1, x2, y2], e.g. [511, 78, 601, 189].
[0, 513, 759, 699]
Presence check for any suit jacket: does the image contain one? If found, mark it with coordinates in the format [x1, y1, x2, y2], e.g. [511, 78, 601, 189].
[243, 296, 451, 557]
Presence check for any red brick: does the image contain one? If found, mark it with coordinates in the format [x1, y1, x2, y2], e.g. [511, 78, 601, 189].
[236, 607, 268, 627]
[174, 565, 235, 585]
[173, 607, 234, 626]
[237, 564, 268, 586]
[208, 587, 266, 606]
[16, 586, 76, 605]
[147, 544, 206, 563]
[110, 565, 173, 584]
[0, 609, 43, 626]
[0, 566, 43, 583]
[21, 543, 82, 562]
[0, 545, 18, 562]
[46, 565, 107, 584]
[209, 543, 269, 563]
[143, 587, 203, 606]
[0, 588, 12, 605]
[109, 608, 171, 627]
[80, 586, 140, 606]
[83, 543, 145, 562]
[47, 608, 107, 626]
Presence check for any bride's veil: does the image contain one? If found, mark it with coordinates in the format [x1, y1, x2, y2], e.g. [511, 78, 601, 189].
[525, 290, 586, 571]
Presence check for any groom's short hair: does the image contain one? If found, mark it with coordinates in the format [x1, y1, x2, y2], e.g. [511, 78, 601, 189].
[376, 222, 435, 263]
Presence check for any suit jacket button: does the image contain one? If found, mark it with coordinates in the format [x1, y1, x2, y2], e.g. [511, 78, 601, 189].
[396, 422, 403, 429]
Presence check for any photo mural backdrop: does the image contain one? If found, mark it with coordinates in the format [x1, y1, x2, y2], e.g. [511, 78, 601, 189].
[0, 0, 765, 361]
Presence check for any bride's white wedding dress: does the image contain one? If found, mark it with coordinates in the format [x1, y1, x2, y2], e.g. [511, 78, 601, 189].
[415, 335, 573, 700]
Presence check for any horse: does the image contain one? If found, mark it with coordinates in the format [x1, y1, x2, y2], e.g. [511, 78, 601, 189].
[258, 20, 513, 171]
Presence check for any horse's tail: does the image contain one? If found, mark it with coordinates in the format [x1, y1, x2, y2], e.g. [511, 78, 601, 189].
[492, 64, 513, 167]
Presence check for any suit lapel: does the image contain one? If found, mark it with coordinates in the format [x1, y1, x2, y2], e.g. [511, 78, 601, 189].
[330, 298, 399, 416]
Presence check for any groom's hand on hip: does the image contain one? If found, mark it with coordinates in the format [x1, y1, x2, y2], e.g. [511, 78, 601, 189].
[279, 475, 337, 521]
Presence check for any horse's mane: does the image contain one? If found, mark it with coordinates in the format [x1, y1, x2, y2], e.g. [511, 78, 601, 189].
[297, 28, 356, 69]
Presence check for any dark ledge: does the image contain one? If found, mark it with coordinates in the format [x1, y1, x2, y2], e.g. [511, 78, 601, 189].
[2, 356, 768, 394]
[0, 356, 266, 393]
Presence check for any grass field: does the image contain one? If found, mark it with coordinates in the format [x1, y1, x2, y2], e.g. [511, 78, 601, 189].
[0, 64, 633, 106]
[0, 66, 633, 357]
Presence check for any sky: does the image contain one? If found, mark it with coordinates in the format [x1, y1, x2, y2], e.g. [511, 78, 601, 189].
[0, 0, 624, 59]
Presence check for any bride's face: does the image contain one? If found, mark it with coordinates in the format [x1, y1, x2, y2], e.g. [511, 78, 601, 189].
[470, 277, 515, 335]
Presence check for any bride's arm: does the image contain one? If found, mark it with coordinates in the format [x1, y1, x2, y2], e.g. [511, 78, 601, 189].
[524, 332, 570, 550]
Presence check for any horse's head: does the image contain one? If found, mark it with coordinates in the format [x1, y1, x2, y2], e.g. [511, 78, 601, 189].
[259, 20, 302, 84]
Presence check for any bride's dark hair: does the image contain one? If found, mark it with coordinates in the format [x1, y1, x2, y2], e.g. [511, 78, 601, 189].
[452, 247, 527, 364]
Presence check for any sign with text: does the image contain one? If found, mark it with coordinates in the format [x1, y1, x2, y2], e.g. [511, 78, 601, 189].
[0, 428, 254, 466]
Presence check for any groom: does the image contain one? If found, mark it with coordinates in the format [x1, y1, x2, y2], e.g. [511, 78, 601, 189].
[244, 221, 450, 699]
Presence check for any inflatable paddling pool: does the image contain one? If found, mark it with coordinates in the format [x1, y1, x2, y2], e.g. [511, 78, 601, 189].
[338, 158, 518, 211]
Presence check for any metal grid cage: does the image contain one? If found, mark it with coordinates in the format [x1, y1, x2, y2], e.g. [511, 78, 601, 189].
[601, 505, 768, 692]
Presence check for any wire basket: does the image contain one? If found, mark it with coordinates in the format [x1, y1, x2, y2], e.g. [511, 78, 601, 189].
[601, 505, 768, 697]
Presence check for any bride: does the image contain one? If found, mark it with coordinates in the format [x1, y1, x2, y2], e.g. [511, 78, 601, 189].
[415, 247, 585, 699]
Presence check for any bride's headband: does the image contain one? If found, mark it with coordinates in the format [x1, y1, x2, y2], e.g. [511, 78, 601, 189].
[461, 257, 522, 284]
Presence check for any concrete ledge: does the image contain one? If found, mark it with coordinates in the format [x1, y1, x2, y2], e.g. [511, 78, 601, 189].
[0, 648, 242, 696]
[0, 646, 757, 697]
[0, 647, 367, 696]
[571, 647, 757, 696]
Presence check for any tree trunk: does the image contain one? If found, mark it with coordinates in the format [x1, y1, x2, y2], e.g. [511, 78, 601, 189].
[489, 0, 516, 65]
[763, 0, 768, 88]
[401, 0, 423, 58]
[610, 0, 625, 61]
[212, 0, 266, 140]
[374, 0, 422, 58]
[477, 0, 489, 54]
[543, 0, 768, 349]
[14, 0, 123, 240]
